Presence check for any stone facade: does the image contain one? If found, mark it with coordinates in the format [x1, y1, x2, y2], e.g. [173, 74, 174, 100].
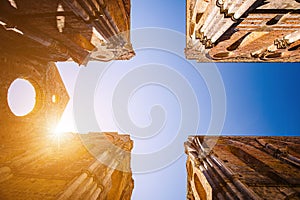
[0, 1, 134, 199]
[185, 136, 300, 199]
[0, 0, 134, 140]
[0, 0, 134, 65]
[0, 61, 70, 142]
[186, 0, 300, 62]
[0, 132, 134, 200]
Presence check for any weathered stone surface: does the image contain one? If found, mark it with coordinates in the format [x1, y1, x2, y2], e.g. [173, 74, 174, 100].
[0, 60, 69, 142]
[0, 59, 135, 198]
[0, 0, 134, 139]
[186, 0, 300, 62]
[185, 136, 300, 199]
[0, 0, 134, 65]
[0, 1, 134, 199]
[0, 132, 134, 200]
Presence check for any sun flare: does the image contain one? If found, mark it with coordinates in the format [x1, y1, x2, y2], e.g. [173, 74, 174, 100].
[54, 103, 77, 134]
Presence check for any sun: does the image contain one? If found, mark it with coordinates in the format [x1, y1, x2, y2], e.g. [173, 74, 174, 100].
[54, 115, 77, 133]
[50, 114, 77, 148]
[53, 105, 77, 133]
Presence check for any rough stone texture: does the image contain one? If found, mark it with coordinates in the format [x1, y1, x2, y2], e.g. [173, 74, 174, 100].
[186, 0, 300, 62]
[0, 59, 69, 142]
[0, 0, 134, 139]
[0, 0, 134, 65]
[0, 1, 134, 199]
[0, 132, 134, 200]
[185, 136, 300, 199]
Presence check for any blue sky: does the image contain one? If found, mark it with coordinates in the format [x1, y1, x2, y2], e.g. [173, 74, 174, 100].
[4, 0, 300, 200]
[56, 1, 300, 199]
[130, 0, 300, 137]
[220, 63, 300, 136]
[9, 1, 299, 199]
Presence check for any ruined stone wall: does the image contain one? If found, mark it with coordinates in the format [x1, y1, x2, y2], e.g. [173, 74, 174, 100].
[0, 1, 134, 199]
[0, 0, 135, 140]
[0, 59, 69, 142]
[0, 132, 134, 200]
[0, 0, 134, 65]
[186, 0, 300, 62]
[185, 136, 300, 199]
[0, 58, 135, 198]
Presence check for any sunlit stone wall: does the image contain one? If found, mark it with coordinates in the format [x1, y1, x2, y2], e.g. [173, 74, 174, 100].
[186, 0, 300, 62]
[0, 132, 134, 200]
[185, 136, 300, 199]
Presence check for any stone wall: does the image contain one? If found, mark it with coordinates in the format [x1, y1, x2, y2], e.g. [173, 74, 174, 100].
[0, 0, 134, 65]
[186, 0, 300, 62]
[0, 60, 69, 142]
[185, 136, 300, 199]
[0, 132, 134, 200]
[0, 1, 134, 199]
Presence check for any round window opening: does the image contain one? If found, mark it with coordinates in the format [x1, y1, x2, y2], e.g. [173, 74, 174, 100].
[7, 78, 36, 116]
